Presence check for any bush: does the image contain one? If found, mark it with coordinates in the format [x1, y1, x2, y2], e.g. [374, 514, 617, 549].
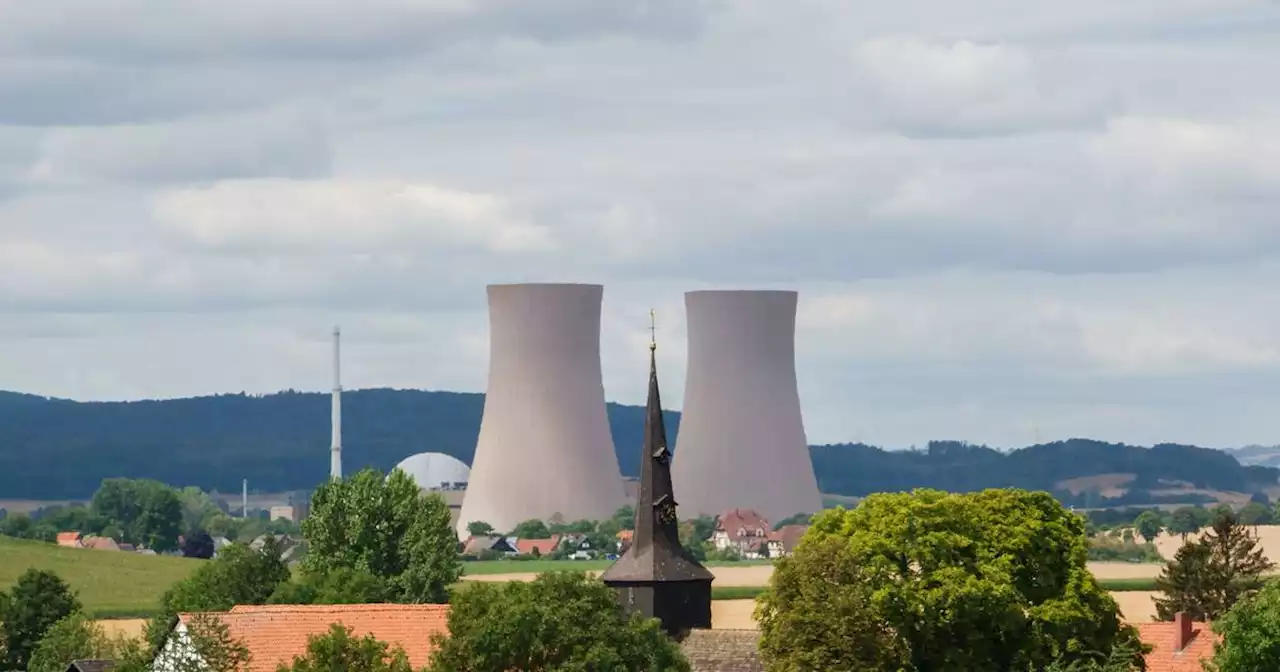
[1088, 536, 1163, 563]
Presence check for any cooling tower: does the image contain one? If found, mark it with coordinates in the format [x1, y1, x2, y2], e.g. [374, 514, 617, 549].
[456, 283, 627, 536]
[671, 290, 822, 523]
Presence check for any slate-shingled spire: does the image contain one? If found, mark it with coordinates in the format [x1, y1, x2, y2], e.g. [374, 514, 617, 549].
[601, 313, 714, 636]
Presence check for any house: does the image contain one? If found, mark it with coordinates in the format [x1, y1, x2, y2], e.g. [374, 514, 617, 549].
[766, 525, 808, 558]
[65, 661, 114, 672]
[1134, 613, 1218, 672]
[56, 531, 83, 548]
[158, 604, 450, 672]
[462, 535, 516, 555]
[712, 509, 771, 557]
[269, 505, 296, 522]
[514, 534, 561, 557]
[81, 535, 121, 552]
[558, 533, 597, 560]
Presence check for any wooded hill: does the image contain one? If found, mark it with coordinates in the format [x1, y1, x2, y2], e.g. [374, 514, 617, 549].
[1, 389, 1274, 501]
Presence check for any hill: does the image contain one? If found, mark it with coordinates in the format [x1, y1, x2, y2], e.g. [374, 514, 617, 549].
[0, 389, 1275, 502]
[0, 536, 199, 617]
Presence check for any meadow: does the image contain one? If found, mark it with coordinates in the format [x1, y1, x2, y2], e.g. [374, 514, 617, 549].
[0, 536, 200, 617]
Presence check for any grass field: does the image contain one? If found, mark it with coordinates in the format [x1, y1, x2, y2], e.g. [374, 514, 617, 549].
[0, 536, 200, 617]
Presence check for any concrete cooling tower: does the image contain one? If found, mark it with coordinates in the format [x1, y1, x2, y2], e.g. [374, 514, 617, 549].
[671, 290, 822, 523]
[456, 283, 627, 537]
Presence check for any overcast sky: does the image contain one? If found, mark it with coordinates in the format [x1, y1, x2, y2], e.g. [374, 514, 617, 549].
[2, 1, 1279, 450]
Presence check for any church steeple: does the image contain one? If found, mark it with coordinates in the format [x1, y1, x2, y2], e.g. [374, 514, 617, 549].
[601, 311, 714, 635]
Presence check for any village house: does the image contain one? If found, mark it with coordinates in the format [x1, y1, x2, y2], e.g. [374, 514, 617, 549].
[765, 524, 808, 558]
[1133, 613, 1217, 672]
[156, 604, 450, 672]
[461, 535, 516, 555]
[513, 534, 561, 557]
[711, 509, 771, 558]
[56, 531, 83, 548]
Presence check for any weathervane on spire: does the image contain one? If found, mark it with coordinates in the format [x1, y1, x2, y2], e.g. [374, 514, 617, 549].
[649, 309, 657, 351]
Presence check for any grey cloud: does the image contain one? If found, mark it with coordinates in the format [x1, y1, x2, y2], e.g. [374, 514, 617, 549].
[0, 0, 715, 63]
[27, 110, 331, 185]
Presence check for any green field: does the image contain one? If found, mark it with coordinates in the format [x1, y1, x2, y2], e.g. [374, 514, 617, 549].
[0, 536, 200, 617]
[460, 558, 773, 575]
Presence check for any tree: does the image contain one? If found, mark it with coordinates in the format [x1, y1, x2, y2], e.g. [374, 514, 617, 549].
[27, 612, 119, 672]
[509, 518, 552, 539]
[466, 521, 495, 537]
[1207, 579, 1280, 672]
[612, 505, 636, 531]
[1133, 510, 1162, 543]
[182, 530, 216, 559]
[91, 478, 184, 551]
[270, 567, 390, 605]
[1169, 506, 1203, 541]
[427, 572, 689, 671]
[303, 468, 461, 603]
[145, 539, 291, 651]
[278, 624, 413, 672]
[178, 486, 224, 535]
[0, 569, 82, 670]
[758, 489, 1144, 672]
[757, 537, 911, 670]
[1238, 502, 1272, 529]
[1154, 510, 1274, 621]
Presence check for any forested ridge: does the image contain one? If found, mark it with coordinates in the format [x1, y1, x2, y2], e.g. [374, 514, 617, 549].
[0, 389, 1274, 500]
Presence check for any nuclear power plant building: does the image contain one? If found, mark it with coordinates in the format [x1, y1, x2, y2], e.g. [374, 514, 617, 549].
[671, 290, 823, 523]
[456, 283, 627, 537]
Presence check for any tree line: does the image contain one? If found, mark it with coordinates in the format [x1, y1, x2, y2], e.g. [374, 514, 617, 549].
[0, 478, 300, 553]
[3, 389, 1275, 500]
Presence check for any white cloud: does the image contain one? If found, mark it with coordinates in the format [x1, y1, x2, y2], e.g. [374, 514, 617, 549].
[152, 179, 556, 254]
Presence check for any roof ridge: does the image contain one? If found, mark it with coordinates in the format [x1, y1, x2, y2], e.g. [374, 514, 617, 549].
[227, 603, 448, 613]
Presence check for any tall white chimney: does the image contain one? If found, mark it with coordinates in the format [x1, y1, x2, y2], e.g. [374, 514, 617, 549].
[330, 326, 343, 481]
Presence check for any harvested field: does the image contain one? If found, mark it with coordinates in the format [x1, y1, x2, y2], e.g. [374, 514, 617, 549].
[711, 600, 758, 630]
[1111, 591, 1159, 623]
[97, 618, 148, 641]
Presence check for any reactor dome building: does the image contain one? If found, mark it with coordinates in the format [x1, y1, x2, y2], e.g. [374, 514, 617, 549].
[393, 452, 471, 492]
[456, 283, 627, 537]
[671, 289, 822, 523]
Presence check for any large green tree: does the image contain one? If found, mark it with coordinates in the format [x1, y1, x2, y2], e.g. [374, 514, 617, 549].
[269, 566, 390, 605]
[144, 539, 291, 651]
[759, 489, 1144, 672]
[0, 569, 81, 670]
[1207, 579, 1280, 672]
[302, 468, 460, 603]
[427, 572, 689, 671]
[1154, 510, 1274, 621]
[90, 478, 184, 551]
[1133, 510, 1162, 543]
[277, 624, 413, 672]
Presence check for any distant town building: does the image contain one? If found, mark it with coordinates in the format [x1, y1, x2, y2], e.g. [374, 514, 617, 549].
[268, 505, 295, 522]
[712, 509, 771, 557]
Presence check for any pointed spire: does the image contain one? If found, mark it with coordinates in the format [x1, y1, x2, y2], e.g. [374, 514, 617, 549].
[601, 310, 713, 590]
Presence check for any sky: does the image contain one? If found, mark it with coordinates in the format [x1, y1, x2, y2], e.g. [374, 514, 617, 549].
[2, 1, 1280, 450]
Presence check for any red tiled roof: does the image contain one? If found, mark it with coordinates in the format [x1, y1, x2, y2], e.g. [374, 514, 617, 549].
[82, 536, 120, 551]
[1134, 620, 1218, 672]
[178, 604, 450, 672]
[715, 509, 770, 540]
[515, 534, 561, 556]
[767, 525, 808, 553]
[56, 532, 83, 546]
[616, 529, 634, 542]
